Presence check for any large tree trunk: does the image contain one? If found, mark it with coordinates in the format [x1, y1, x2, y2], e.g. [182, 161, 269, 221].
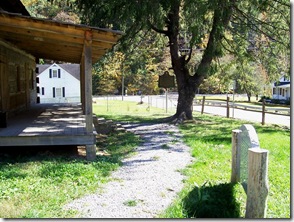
[165, 3, 197, 121]
[163, 0, 234, 122]
[175, 80, 196, 120]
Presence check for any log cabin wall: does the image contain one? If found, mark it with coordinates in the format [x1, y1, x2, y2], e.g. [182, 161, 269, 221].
[0, 39, 36, 118]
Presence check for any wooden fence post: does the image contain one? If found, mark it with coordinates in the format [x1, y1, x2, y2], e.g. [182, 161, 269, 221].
[262, 99, 265, 125]
[226, 96, 230, 118]
[201, 96, 205, 114]
[231, 129, 242, 183]
[245, 148, 269, 218]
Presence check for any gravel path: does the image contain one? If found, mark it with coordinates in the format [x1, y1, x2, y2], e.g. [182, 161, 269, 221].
[64, 122, 194, 218]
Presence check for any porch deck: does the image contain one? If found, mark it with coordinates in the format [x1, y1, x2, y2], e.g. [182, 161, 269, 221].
[0, 103, 95, 146]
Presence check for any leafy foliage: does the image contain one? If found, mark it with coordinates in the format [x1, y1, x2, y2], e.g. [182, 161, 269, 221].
[92, 32, 169, 95]
[22, 0, 80, 23]
[77, 0, 290, 119]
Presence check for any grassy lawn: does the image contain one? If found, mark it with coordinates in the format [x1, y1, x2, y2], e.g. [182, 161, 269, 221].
[0, 131, 141, 218]
[95, 100, 290, 218]
[161, 113, 290, 218]
[93, 99, 174, 122]
[0, 100, 290, 218]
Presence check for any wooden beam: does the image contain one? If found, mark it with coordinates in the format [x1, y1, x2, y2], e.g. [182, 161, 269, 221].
[0, 25, 85, 45]
[0, 15, 85, 39]
[0, 134, 95, 146]
[0, 27, 114, 64]
[82, 30, 96, 160]
[80, 57, 85, 112]
[83, 30, 93, 133]
[0, 13, 121, 44]
[0, 12, 121, 64]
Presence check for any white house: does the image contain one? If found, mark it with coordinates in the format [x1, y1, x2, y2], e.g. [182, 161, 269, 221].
[37, 63, 81, 103]
[272, 75, 290, 100]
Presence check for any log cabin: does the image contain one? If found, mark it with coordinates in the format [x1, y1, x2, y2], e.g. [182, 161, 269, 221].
[0, 1, 122, 160]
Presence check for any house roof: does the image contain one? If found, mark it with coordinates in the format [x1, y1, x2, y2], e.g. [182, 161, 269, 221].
[275, 83, 290, 89]
[37, 63, 80, 81]
[274, 81, 290, 87]
[0, 11, 122, 63]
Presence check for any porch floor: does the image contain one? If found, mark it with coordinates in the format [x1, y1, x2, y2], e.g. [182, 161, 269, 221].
[0, 103, 95, 146]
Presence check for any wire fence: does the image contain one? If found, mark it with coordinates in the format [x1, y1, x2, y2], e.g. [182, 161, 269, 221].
[93, 95, 290, 127]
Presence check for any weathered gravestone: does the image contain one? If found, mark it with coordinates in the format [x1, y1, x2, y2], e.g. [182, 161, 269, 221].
[231, 124, 269, 218]
[238, 124, 260, 192]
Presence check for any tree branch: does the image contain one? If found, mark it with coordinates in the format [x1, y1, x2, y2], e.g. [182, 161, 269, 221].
[185, 46, 193, 64]
[192, 0, 235, 85]
[232, 6, 289, 46]
[147, 20, 169, 35]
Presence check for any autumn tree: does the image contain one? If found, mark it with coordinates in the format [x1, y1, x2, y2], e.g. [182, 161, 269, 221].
[76, 0, 290, 121]
[92, 35, 165, 95]
[199, 56, 269, 101]
[23, 0, 80, 23]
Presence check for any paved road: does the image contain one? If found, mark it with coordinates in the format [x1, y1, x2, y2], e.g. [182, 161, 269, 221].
[94, 95, 291, 128]
[193, 105, 290, 128]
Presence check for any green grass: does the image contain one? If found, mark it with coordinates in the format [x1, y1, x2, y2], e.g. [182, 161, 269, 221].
[123, 200, 138, 207]
[95, 100, 290, 218]
[93, 99, 173, 123]
[0, 130, 141, 218]
[1, 100, 289, 218]
[161, 113, 290, 218]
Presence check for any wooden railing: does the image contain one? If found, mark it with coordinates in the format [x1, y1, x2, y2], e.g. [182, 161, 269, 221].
[195, 96, 290, 119]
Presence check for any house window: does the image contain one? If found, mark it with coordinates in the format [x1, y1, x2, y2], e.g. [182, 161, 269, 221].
[41, 87, 45, 95]
[53, 70, 58, 78]
[273, 88, 276, 95]
[52, 87, 64, 98]
[49, 69, 61, 78]
[55, 88, 62, 97]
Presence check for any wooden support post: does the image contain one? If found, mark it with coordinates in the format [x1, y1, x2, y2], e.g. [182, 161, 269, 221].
[80, 61, 85, 113]
[83, 30, 96, 161]
[226, 96, 230, 118]
[261, 99, 265, 125]
[245, 148, 269, 218]
[231, 129, 241, 183]
[201, 96, 205, 114]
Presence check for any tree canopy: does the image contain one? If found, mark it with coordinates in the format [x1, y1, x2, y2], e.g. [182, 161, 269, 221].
[76, 0, 290, 120]
[26, 0, 290, 120]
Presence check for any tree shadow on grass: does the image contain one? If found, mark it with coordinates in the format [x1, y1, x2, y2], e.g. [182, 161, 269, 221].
[183, 182, 241, 218]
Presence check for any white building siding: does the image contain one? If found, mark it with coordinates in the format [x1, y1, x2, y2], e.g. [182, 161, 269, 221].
[271, 75, 290, 100]
[37, 64, 80, 104]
